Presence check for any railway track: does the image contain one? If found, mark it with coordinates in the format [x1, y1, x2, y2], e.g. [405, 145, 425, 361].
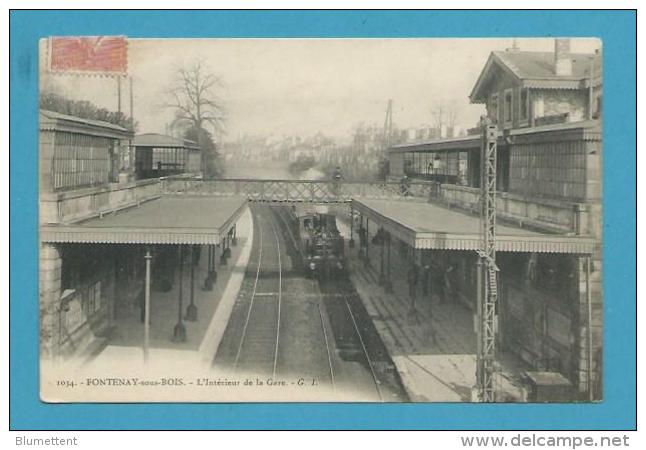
[275, 205, 386, 400]
[232, 210, 283, 377]
[273, 206, 336, 390]
[217, 204, 403, 401]
[339, 289, 384, 402]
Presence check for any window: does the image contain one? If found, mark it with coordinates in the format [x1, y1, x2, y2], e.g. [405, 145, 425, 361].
[520, 88, 529, 121]
[489, 94, 498, 122]
[504, 89, 513, 123]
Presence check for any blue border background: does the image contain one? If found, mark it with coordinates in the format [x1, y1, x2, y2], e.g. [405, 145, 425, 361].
[9, 10, 636, 430]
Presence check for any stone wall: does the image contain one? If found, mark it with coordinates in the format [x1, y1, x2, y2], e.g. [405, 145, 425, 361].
[575, 254, 603, 400]
[39, 244, 62, 359]
[40, 178, 163, 225]
[433, 183, 588, 235]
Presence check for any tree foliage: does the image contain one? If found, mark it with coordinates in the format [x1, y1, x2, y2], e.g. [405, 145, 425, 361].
[39, 92, 137, 131]
[184, 126, 224, 178]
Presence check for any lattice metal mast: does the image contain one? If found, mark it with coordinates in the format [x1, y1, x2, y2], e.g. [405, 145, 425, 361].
[383, 99, 393, 152]
[476, 116, 500, 402]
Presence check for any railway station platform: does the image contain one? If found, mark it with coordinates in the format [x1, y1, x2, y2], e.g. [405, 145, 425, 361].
[346, 241, 527, 402]
[94, 207, 252, 359]
[40, 196, 256, 401]
[338, 198, 597, 402]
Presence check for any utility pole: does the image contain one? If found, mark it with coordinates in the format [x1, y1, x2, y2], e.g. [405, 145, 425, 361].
[117, 75, 122, 115]
[129, 76, 134, 127]
[475, 116, 500, 402]
[380, 99, 393, 180]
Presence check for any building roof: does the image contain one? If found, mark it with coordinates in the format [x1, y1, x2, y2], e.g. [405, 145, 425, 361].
[389, 119, 601, 153]
[390, 134, 481, 153]
[470, 50, 602, 103]
[352, 198, 596, 254]
[133, 133, 200, 150]
[40, 109, 133, 139]
[40, 195, 247, 245]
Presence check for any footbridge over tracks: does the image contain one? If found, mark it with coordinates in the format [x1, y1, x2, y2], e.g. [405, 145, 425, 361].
[162, 177, 437, 203]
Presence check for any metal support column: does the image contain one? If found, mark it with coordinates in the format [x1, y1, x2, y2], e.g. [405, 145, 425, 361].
[143, 247, 152, 362]
[586, 255, 593, 401]
[474, 257, 483, 399]
[220, 238, 228, 265]
[365, 217, 370, 268]
[349, 206, 355, 249]
[385, 232, 393, 293]
[379, 227, 385, 285]
[475, 116, 499, 402]
[210, 245, 218, 286]
[173, 245, 187, 342]
[186, 245, 198, 321]
[232, 225, 238, 246]
[204, 244, 213, 291]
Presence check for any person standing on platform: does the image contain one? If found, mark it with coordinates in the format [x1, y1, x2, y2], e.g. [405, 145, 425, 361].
[421, 262, 432, 305]
[407, 264, 419, 311]
[442, 264, 455, 304]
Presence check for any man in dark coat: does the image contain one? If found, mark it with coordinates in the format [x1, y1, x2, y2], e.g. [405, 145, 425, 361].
[407, 264, 419, 310]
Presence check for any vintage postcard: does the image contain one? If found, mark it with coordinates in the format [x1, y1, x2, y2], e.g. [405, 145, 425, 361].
[38, 37, 603, 403]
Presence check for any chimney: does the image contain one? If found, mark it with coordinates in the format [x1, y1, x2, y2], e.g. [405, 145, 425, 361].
[554, 38, 572, 76]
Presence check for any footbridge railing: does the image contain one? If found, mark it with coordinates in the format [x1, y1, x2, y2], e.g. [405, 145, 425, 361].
[162, 177, 438, 203]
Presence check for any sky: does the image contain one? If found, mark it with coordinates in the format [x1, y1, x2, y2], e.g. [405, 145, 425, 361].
[40, 38, 600, 142]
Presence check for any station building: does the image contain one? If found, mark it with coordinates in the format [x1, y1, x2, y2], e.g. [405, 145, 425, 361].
[39, 110, 245, 361]
[378, 40, 603, 400]
[132, 133, 202, 180]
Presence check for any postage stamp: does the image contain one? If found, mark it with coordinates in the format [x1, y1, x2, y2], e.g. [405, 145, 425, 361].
[48, 36, 128, 75]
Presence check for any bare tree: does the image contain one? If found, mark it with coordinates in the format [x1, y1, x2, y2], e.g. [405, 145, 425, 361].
[164, 60, 226, 176]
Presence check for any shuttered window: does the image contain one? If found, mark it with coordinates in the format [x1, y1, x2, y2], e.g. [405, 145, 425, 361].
[52, 132, 112, 191]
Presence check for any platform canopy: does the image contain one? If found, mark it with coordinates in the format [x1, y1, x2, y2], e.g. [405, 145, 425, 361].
[352, 198, 596, 254]
[40, 196, 248, 245]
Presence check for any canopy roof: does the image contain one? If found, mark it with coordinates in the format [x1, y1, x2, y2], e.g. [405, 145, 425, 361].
[133, 133, 200, 150]
[352, 198, 595, 254]
[40, 109, 133, 139]
[40, 195, 247, 245]
[389, 135, 481, 153]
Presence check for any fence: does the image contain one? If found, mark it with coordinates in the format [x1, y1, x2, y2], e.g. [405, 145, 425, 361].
[162, 177, 436, 203]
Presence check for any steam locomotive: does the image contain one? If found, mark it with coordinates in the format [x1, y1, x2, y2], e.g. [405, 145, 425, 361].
[291, 205, 346, 278]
